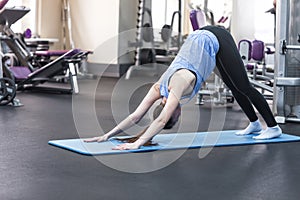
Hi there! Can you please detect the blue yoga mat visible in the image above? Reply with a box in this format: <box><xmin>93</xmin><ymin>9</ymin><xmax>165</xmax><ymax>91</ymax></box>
<box><xmin>48</xmin><ymin>130</ymin><xmax>300</xmax><ymax>156</ymax></box>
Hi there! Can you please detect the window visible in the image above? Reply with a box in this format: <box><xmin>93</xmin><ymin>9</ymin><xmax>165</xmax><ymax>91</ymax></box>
<box><xmin>253</xmin><ymin>0</ymin><xmax>275</xmax><ymax>44</ymax></box>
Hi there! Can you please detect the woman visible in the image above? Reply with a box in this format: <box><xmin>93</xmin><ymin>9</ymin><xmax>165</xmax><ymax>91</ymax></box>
<box><xmin>85</xmin><ymin>26</ymin><xmax>282</xmax><ymax>150</ymax></box>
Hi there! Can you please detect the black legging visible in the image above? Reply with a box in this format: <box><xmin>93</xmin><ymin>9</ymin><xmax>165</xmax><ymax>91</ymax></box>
<box><xmin>201</xmin><ymin>26</ymin><xmax>277</xmax><ymax>127</ymax></box>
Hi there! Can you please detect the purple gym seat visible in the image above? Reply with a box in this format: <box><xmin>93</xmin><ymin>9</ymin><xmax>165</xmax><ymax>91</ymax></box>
<box><xmin>6</xmin><ymin>49</ymin><xmax>83</xmax><ymax>94</ymax></box>
<box><xmin>8</xmin><ymin>66</ymin><xmax>31</xmax><ymax>80</ymax></box>
<box><xmin>238</xmin><ymin>39</ymin><xmax>265</xmax><ymax>67</ymax></box>
<box><xmin>251</xmin><ymin>40</ymin><xmax>265</xmax><ymax>62</ymax></box>
<box><xmin>189</xmin><ymin>9</ymin><xmax>206</xmax><ymax>31</ymax></box>
<box><xmin>34</xmin><ymin>49</ymin><xmax>81</xmax><ymax>57</ymax></box>
<box><xmin>1</xmin><ymin>0</ymin><xmax>93</xmax><ymax>94</ymax></box>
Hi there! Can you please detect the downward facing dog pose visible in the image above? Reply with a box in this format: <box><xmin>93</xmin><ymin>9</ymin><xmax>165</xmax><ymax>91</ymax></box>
<box><xmin>85</xmin><ymin>25</ymin><xmax>282</xmax><ymax>150</ymax></box>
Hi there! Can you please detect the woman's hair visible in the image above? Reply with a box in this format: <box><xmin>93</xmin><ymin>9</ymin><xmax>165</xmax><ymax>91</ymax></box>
<box><xmin>116</xmin><ymin>126</ymin><xmax>156</xmax><ymax>146</ymax></box>
<box><xmin>116</xmin><ymin>102</ymin><xmax>181</xmax><ymax>146</ymax></box>
<box><xmin>153</xmin><ymin>102</ymin><xmax>181</xmax><ymax>129</ymax></box>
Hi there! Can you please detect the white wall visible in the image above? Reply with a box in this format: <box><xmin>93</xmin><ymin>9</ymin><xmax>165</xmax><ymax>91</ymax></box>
<box><xmin>231</xmin><ymin>0</ymin><xmax>254</xmax><ymax>42</ymax></box>
<box><xmin>36</xmin><ymin>0</ymin><xmax>121</xmax><ymax>64</ymax></box>
<box><xmin>70</xmin><ymin>0</ymin><xmax>120</xmax><ymax>64</ymax></box>
<box><xmin>36</xmin><ymin>0</ymin><xmax>62</xmax><ymax>50</ymax></box>
<box><xmin>231</xmin><ymin>0</ymin><xmax>274</xmax><ymax>43</ymax></box>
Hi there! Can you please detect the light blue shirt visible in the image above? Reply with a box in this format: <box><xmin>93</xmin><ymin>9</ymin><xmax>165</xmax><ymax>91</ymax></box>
<box><xmin>160</xmin><ymin>30</ymin><xmax>219</xmax><ymax>103</ymax></box>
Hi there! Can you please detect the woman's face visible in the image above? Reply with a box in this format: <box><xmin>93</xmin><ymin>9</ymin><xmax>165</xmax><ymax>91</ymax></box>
<box><xmin>157</xmin><ymin>99</ymin><xmax>181</xmax><ymax>129</ymax></box>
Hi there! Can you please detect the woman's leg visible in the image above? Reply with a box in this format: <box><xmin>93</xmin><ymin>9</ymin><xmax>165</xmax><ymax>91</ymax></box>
<box><xmin>203</xmin><ymin>26</ymin><xmax>281</xmax><ymax>139</ymax></box>
<box><xmin>214</xmin><ymin>67</ymin><xmax>258</xmax><ymax>123</ymax></box>
<box><xmin>214</xmin><ymin>66</ymin><xmax>262</xmax><ymax>135</ymax></box>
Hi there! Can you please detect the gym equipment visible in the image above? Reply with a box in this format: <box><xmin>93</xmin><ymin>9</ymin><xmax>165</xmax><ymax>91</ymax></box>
<box><xmin>154</xmin><ymin>7</ymin><xmax>182</xmax><ymax>65</ymax></box>
<box><xmin>0</xmin><ymin>5</ymin><xmax>36</xmax><ymax>71</ymax></box>
<box><xmin>189</xmin><ymin>1</ymin><xmax>231</xmax><ymax>30</ymax></box>
<box><xmin>238</xmin><ymin>39</ymin><xmax>252</xmax><ymax>65</ymax></box>
<box><xmin>274</xmin><ymin>0</ymin><xmax>300</xmax><ymax>123</ymax></box>
<box><xmin>155</xmin><ymin>8</ymin><xmax>182</xmax><ymax>64</ymax></box>
<box><xmin>0</xmin><ymin>1</ymin><xmax>92</xmax><ymax>94</ymax></box>
<box><xmin>125</xmin><ymin>0</ymin><xmax>182</xmax><ymax>79</ymax></box>
<box><xmin>0</xmin><ymin>0</ymin><xmax>8</xmax><ymax>9</ymax></box>
<box><xmin>191</xmin><ymin>1</ymin><xmax>215</xmax><ymax>27</ymax></box>
<box><xmin>125</xmin><ymin>0</ymin><xmax>156</xmax><ymax>80</ymax></box>
<box><xmin>0</xmin><ymin>77</ymin><xmax>16</xmax><ymax>105</ymax></box>
<box><xmin>141</xmin><ymin>22</ymin><xmax>154</xmax><ymax>43</ymax></box>
<box><xmin>160</xmin><ymin>7</ymin><xmax>182</xmax><ymax>46</ymax></box>
<box><xmin>0</xmin><ymin>0</ymin><xmax>20</xmax><ymax>106</ymax></box>
<box><xmin>4</xmin><ymin>49</ymin><xmax>86</xmax><ymax>94</ymax></box>
<box><xmin>48</xmin><ymin>130</ymin><xmax>300</xmax><ymax>155</ymax></box>
<box><xmin>190</xmin><ymin>9</ymin><xmax>206</xmax><ymax>31</ymax></box>
<box><xmin>215</xmin><ymin>1</ymin><xmax>231</xmax><ymax>29</ymax></box>
<box><xmin>62</xmin><ymin>0</ymin><xmax>75</xmax><ymax>49</ymax></box>
<box><xmin>238</xmin><ymin>39</ymin><xmax>274</xmax><ymax>99</ymax></box>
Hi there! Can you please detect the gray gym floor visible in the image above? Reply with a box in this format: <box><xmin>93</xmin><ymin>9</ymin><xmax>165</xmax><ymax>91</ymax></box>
<box><xmin>1</xmin><ymin>76</ymin><xmax>300</xmax><ymax>200</ymax></box>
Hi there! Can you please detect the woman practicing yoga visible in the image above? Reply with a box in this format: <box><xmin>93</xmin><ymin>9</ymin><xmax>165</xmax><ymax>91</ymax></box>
<box><xmin>85</xmin><ymin>25</ymin><xmax>282</xmax><ymax>150</ymax></box>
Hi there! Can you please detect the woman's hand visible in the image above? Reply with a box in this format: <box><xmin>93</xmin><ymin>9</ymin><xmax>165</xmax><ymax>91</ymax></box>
<box><xmin>84</xmin><ymin>135</ymin><xmax>109</xmax><ymax>143</ymax></box>
<box><xmin>112</xmin><ymin>142</ymin><xmax>140</xmax><ymax>150</ymax></box>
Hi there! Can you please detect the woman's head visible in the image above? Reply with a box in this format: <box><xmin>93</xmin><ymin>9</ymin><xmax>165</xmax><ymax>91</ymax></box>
<box><xmin>153</xmin><ymin>102</ymin><xmax>181</xmax><ymax>129</ymax></box>
<box><xmin>116</xmin><ymin>101</ymin><xmax>181</xmax><ymax>146</ymax></box>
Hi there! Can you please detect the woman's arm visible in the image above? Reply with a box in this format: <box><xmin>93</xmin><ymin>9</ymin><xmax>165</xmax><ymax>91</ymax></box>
<box><xmin>114</xmin><ymin>69</ymin><xmax>196</xmax><ymax>149</ymax></box>
<box><xmin>112</xmin><ymin>89</ymin><xmax>180</xmax><ymax>150</ymax></box>
<box><xmin>84</xmin><ymin>83</ymin><xmax>161</xmax><ymax>142</ymax></box>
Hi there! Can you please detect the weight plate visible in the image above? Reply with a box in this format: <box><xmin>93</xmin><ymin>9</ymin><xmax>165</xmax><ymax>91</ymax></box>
<box><xmin>0</xmin><ymin>77</ymin><xmax>17</xmax><ymax>106</ymax></box>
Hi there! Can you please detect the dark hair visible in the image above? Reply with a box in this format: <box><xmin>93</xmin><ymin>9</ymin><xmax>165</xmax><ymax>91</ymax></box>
<box><xmin>116</xmin><ymin>102</ymin><xmax>181</xmax><ymax>146</ymax></box>
<box><xmin>153</xmin><ymin>103</ymin><xmax>181</xmax><ymax>129</ymax></box>
<box><xmin>115</xmin><ymin>126</ymin><xmax>157</xmax><ymax>146</ymax></box>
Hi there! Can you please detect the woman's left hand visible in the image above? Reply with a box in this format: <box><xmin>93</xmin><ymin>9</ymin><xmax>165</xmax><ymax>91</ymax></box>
<box><xmin>112</xmin><ymin>142</ymin><xmax>140</xmax><ymax>150</ymax></box>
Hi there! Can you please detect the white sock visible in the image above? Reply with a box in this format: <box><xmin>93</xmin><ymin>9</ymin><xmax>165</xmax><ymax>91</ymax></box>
<box><xmin>253</xmin><ymin>125</ymin><xmax>282</xmax><ymax>140</ymax></box>
<box><xmin>235</xmin><ymin>120</ymin><xmax>262</xmax><ymax>135</ymax></box>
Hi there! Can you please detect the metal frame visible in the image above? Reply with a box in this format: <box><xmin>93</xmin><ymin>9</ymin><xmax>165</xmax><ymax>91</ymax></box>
<box><xmin>274</xmin><ymin>0</ymin><xmax>300</xmax><ymax>123</ymax></box>
<box><xmin>125</xmin><ymin>0</ymin><xmax>182</xmax><ymax>80</ymax></box>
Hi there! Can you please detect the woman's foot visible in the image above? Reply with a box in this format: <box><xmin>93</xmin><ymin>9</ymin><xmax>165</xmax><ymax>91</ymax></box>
<box><xmin>235</xmin><ymin>120</ymin><xmax>262</xmax><ymax>135</ymax></box>
<box><xmin>253</xmin><ymin>125</ymin><xmax>282</xmax><ymax>140</ymax></box>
